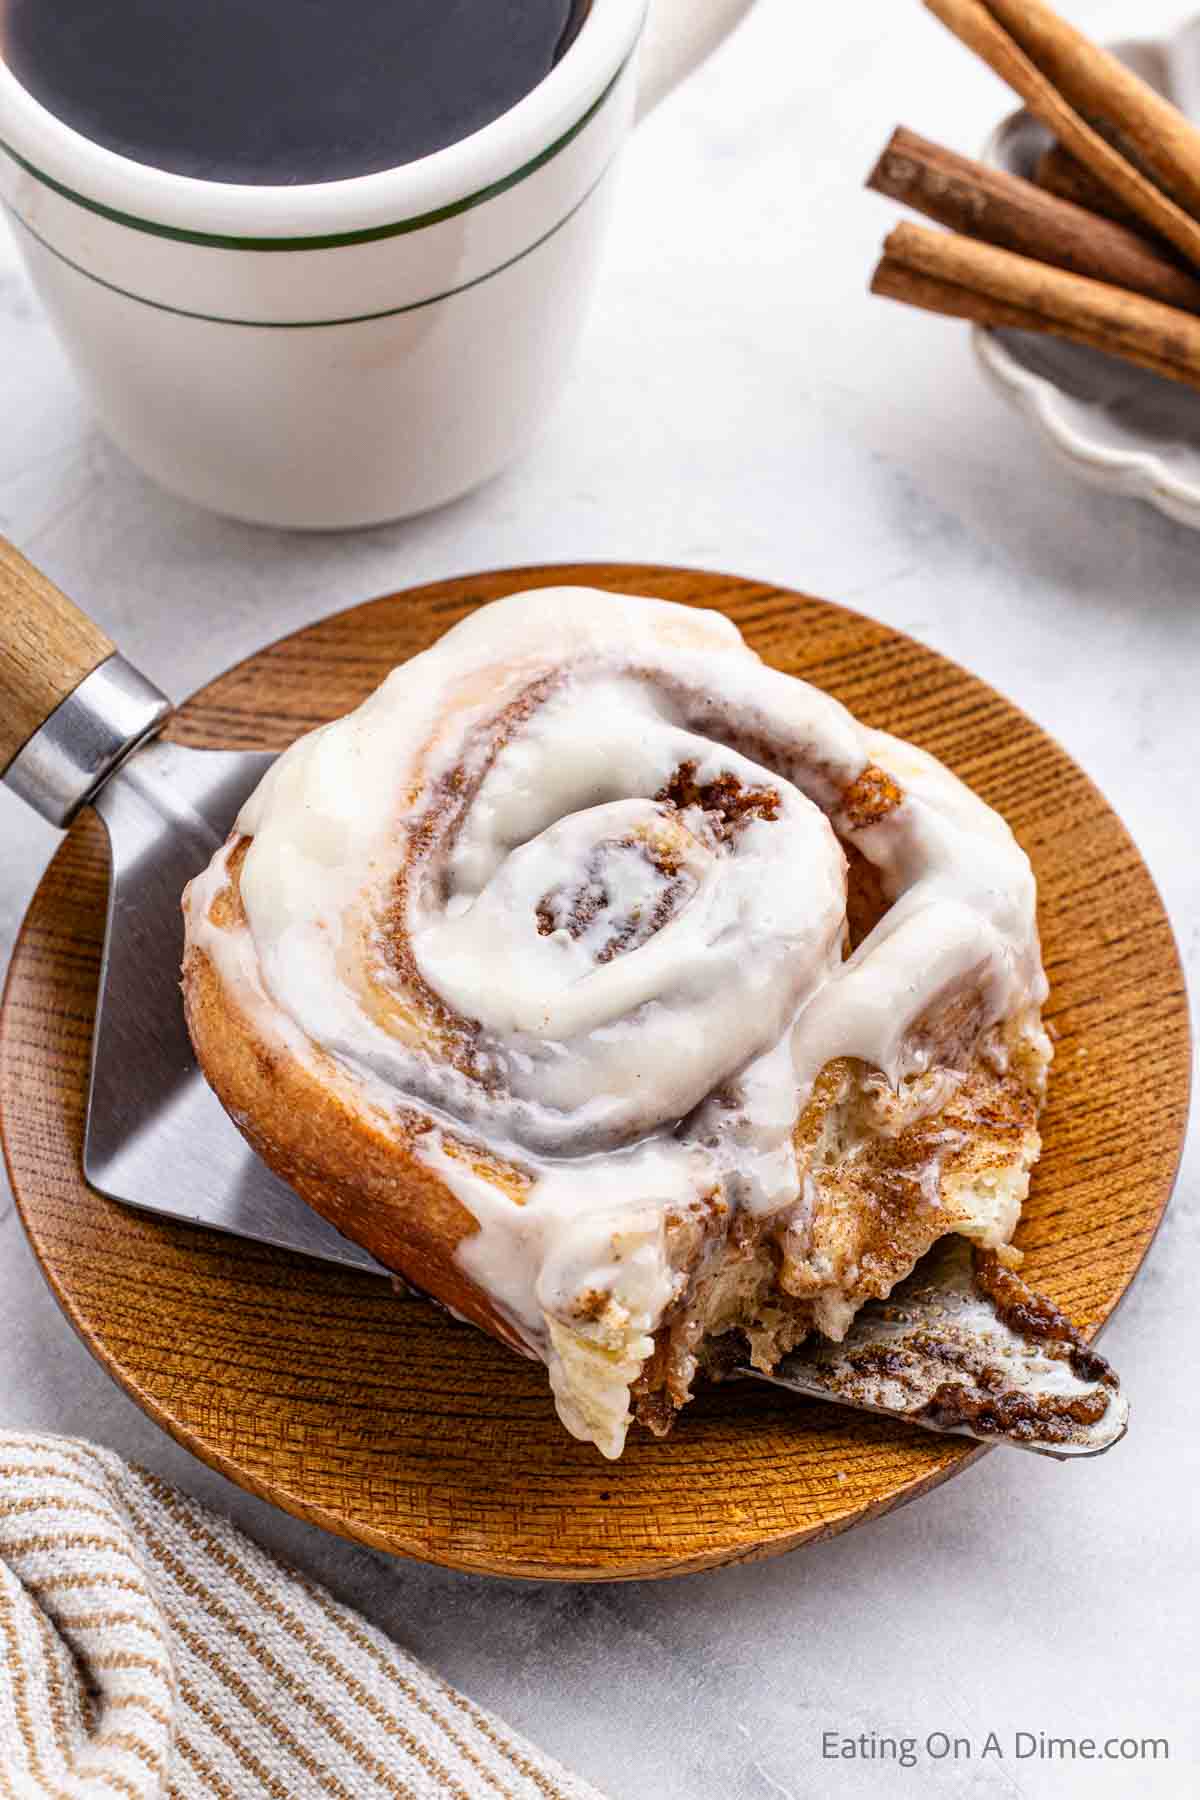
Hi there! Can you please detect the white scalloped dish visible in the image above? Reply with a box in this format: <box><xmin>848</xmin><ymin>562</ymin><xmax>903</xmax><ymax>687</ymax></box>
<box><xmin>976</xmin><ymin>25</ymin><xmax>1200</xmax><ymax>528</ymax></box>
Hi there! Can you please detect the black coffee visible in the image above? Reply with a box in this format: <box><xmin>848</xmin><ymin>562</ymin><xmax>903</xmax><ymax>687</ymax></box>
<box><xmin>1</xmin><ymin>0</ymin><xmax>590</xmax><ymax>186</ymax></box>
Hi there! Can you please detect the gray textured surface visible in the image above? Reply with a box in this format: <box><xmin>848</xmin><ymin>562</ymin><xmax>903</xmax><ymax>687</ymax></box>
<box><xmin>2</xmin><ymin>3</ymin><xmax>1197</xmax><ymax>1795</ymax></box>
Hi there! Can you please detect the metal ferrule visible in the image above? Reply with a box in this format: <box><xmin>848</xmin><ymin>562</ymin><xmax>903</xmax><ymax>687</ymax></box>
<box><xmin>2</xmin><ymin>654</ymin><xmax>172</xmax><ymax>827</ymax></box>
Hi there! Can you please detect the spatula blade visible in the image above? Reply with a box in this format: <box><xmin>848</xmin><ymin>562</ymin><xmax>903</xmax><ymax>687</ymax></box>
<box><xmin>85</xmin><ymin>739</ymin><xmax>388</xmax><ymax>1275</ymax></box>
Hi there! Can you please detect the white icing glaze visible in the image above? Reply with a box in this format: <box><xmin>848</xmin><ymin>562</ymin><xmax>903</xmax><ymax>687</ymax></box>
<box><xmin>183</xmin><ymin>588</ymin><xmax>1048</xmax><ymax>1457</ymax></box>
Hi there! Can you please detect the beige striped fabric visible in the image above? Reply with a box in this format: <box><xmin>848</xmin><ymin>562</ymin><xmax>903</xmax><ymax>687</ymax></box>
<box><xmin>0</xmin><ymin>1432</ymin><xmax>609</xmax><ymax>1800</ymax></box>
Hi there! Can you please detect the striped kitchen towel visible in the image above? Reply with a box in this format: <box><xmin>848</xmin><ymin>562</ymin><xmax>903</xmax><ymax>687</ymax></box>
<box><xmin>0</xmin><ymin>1432</ymin><xmax>608</xmax><ymax>1799</ymax></box>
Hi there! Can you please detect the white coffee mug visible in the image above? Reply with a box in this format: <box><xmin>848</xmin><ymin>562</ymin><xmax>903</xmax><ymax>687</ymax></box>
<box><xmin>0</xmin><ymin>0</ymin><xmax>753</xmax><ymax>529</ymax></box>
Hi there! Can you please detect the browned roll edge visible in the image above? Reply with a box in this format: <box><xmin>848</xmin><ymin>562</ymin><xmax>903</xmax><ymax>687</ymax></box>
<box><xmin>181</xmin><ymin>925</ymin><xmax>534</xmax><ymax>1361</ymax></box>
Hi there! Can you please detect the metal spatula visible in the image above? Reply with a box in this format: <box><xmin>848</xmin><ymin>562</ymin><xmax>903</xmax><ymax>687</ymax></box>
<box><xmin>1</xmin><ymin>537</ymin><xmax>379</xmax><ymax>1274</ymax></box>
<box><xmin>0</xmin><ymin>538</ymin><xmax>1127</xmax><ymax>1455</ymax></box>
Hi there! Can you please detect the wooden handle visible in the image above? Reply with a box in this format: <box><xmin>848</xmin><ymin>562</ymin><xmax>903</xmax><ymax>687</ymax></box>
<box><xmin>0</xmin><ymin>537</ymin><xmax>115</xmax><ymax>772</ymax></box>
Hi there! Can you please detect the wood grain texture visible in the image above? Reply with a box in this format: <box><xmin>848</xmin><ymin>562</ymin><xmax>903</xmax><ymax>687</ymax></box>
<box><xmin>0</xmin><ymin>536</ymin><xmax>115</xmax><ymax>772</ymax></box>
<box><xmin>0</xmin><ymin>565</ymin><xmax>1190</xmax><ymax>1580</ymax></box>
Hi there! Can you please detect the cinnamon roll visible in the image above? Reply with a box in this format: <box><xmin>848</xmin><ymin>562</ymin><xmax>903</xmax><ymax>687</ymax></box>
<box><xmin>182</xmin><ymin>589</ymin><xmax>1051</xmax><ymax>1458</ymax></box>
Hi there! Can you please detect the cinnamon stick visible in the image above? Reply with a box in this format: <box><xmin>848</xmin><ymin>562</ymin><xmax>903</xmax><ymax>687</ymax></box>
<box><xmin>872</xmin><ymin>219</ymin><xmax>1200</xmax><ymax>390</ymax></box>
<box><xmin>873</xmin><ymin>256</ymin><xmax>1066</xmax><ymax>334</ymax></box>
<box><xmin>1033</xmin><ymin>143</ymin><xmax>1147</xmax><ymax>233</ymax></box>
<box><xmin>870</xmin><ymin>258</ymin><xmax>1187</xmax><ymax>388</ymax></box>
<box><xmin>984</xmin><ymin>0</ymin><xmax>1200</xmax><ymax>218</ymax></box>
<box><xmin>867</xmin><ymin>128</ymin><xmax>1200</xmax><ymax>313</ymax></box>
<box><xmin>922</xmin><ymin>0</ymin><xmax>1200</xmax><ymax>270</ymax></box>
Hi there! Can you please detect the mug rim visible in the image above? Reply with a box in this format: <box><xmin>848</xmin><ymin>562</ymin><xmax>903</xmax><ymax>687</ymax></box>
<box><xmin>0</xmin><ymin>0</ymin><xmax>645</xmax><ymax>249</ymax></box>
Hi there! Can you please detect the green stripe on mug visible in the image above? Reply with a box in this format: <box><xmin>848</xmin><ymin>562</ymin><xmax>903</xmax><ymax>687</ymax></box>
<box><xmin>4</xmin><ymin>163</ymin><xmax>615</xmax><ymax>327</ymax></box>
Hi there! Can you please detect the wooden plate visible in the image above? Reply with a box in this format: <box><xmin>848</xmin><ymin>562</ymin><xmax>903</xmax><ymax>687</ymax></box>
<box><xmin>1</xmin><ymin>565</ymin><xmax>1189</xmax><ymax>1580</ymax></box>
